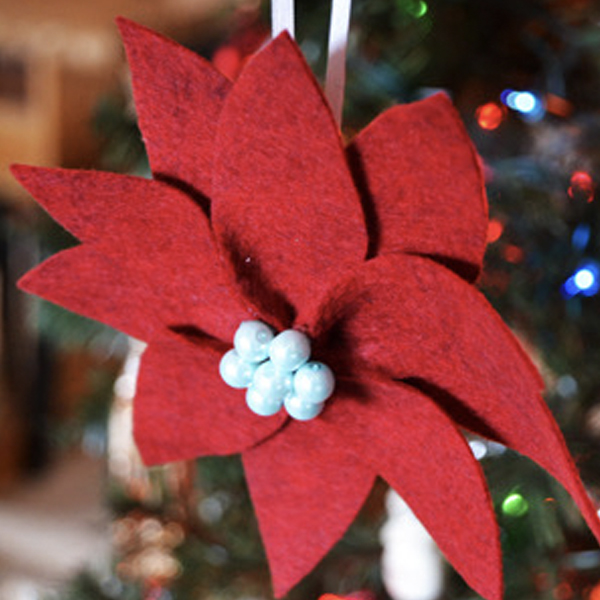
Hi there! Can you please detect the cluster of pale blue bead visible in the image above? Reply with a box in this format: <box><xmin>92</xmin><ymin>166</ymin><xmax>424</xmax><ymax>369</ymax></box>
<box><xmin>219</xmin><ymin>320</ymin><xmax>335</xmax><ymax>421</ymax></box>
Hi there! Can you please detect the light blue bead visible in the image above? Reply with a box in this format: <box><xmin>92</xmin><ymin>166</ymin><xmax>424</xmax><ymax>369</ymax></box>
<box><xmin>246</xmin><ymin>386</ymin><xmax>283</xmax><ymax>417</ymax></box>
<box><xmin>284</xmin><ymin>394</ymin><xmax>324</xmax><ymax>421</ymax></box>
<box><xmin>234</xmin><ymin>320</ymin><xmax>274</xmax><ymax>363</ymax></box>
<box><xmin>252</xmin><ymin>361</ymin><xmax>293</xmax><ymax>402</ymax></box>
<box><xmin>219</xmin><ymin>349</ymin><xmax>258</xmax><ymax>389</ymax></box>
<box><xmin>293</xmin><ymin>361</ymin><xmax>335</xmax><ymax>404</ymax></box>
<box><xmin>269</xmin><ymin>329</ymin><xmax>311</xmax><ymax>372</ymax></box>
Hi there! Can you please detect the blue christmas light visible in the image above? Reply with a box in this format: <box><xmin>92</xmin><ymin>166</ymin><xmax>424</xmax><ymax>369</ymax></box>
<box><xmin>562</xmin><ymin>262</ymin><xmax>600</xmax><ymax>298</ymax></box>
<box><xmin>572</xmin><ymin>224</ymin><xmax>591</xmax><ymax>250</ymax></box>
<box><xmin>501</xmin><ymin>89</ymin><xmax>545</xmax><ymax>121</ymax></box>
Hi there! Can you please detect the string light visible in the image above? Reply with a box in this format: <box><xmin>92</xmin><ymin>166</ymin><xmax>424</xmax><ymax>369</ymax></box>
<box><xmin>404</xmin><ymin>0</ymin><xmax>429</xmax><ymax>18</ymax></box>
<box><xmin>589</xmin><ymin>581</ymin><xmax>600</xmax><ymax>600</ymax></box>
<box><xmin>502</xmin><ymin>492</ymin><xmax>529</xmax><ymax>517</ymax></box>
<box><xmin>568</xmin><ymin>171</ymin><xmax>594</xmax><ymax>203</ymax></box>
<box><xmin>503</xmin><ymin>244</ymin><xmax>524</xmax><ymax>264</ymax></box>
<box><xmin>562</xmin><ymin>262</ymin><xmax>600</xmax><ymax>298</ymax></box>
<box><xmin>476</xmin><ymin>102</ymin><xmax>505</xmax><ymax>131</ymax></box>
<box><xmin>553</xmin><ymin>582</ymin><xmax>573</xmax><ymax>600</ymax></box>
<box><xmin>501</xmin><ymin>89</ymin><xmax>545</xmax><ymax>121</ymax></box>
<box><xmin>487</xmin><ymin>218</ymin><xmax>504</xmax><ymax>243</ymax></box>
<box><xmin>572</xmin><ymin>224</ymin><xmax>591</xmax><ymax>250</ymax></box>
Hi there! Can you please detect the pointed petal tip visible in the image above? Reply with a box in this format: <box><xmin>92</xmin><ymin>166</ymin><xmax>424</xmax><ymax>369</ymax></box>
<box><xmin>271</xmin><ymin>29</ymin><xmax>295</xmax><ymax>46</ymax></box>
<box><xmin>10</xmin><ymin>163</ymin><xmax>44</xmax><ymax>186</ymax></box>
<box><xmin>115</xmin><ymin>15</ymin><xmax>146</xmax><ymax>38</ymax></box>
<box><xmin>467</xmin><ymin>544</ymin><xmax>504</xmax><ymax>600</ymax></box>
<box><xmin>115</xmin><ymin>16</ymin><xmax>170</xmax><ymax>55</ymax></box>
<box><xmin>258</xmin><ymin>29</ymin><xmax>315</xmax><ymax>77</ymax></box>
<box><xmin>9</xmin><ymin>164</ymin><xmax>76</xmax><ymax>197</ymax></box>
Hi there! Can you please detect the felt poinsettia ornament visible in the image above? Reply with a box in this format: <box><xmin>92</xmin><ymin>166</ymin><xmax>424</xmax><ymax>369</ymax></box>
<box><xmin>13</xmin><ymin>18</ymin><xmax>600</xmax><ymax>600</ymax></box>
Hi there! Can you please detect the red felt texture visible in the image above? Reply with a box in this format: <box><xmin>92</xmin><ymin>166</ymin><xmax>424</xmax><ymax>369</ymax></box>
<box><xmin>20</xmin><ymin>246</ymin><xmax>159</xmax><ymax>341</ymax></box>
<box><xmin>317</xmin><ymin>379</ymin><xmax>501</xmax><ymax>600</ymax></box>
<box><xmin>118</xmin><ymin>18</ymin><xmax>231</xmax><ymax>200</ymax></box>
<box><xmin>212</xmin><ymin>33</ymin><xmax>367</xmax><ymax>323</ymax></box>
<box><xmin>319</xmin><ymin>254</ymin><xmax>600</xmax><ymax>542</ymax></box>
<box><xmin>13</xmin><ymin>21</ymin><xmax>600</xmax><ymax>600</ymax></box>
<box><xmin>348</xmin><ymin>93</ymin><xmax>488</xmax><ymax>281</ymax></box>
<box><xmin>243</xmin><ymin>417</ymin><xmax>376</xmax><ymax>597</ymax></box>
<box><xmin>135</xmin><ymin>331</ymin><xmax>288</xmax><ymax>463</ymax></box>
<box><xmin>12</xmin><ymin>165</ymin><xmax>250</xmax><ymax>342</ymax></box>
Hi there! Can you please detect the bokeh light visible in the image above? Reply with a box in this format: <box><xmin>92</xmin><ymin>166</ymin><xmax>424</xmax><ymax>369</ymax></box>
<box><xmin>553</xmin><ymin>582</ymin><xmax>573</xmax><ymax>600</ymax></box>
<box><xmin>572</xmin><ymin>224</ymin><xmax>591</xmax><ymax>250</ymax></box>
<box><xmin>503</xmin><ymin>244</ymin><xmax>524</xmax><ymax>263</ymax></box>
<box><xmin>588</xmin><ymin>581</ymin><xmax>600</xmax><ymax>600</ymax></box>
<box><xmin>406</xmin><ymin>0</ymin><xmax>429</xmax><ymax>18</ymax></box>
<box><xmin>568</xmin><ymin>171</ymin><xmax>594</xmax><ymax>203</ymax></box>
<box><xmin>501</xmin><ymin>89</ymin><xmax>545</xmax><ymax>121</ymax></box>
<box><xmin>487</xmin><ymin>218</ymin><xmax>504</xmax><ymax>243</ymax></box>
<box><xmin>562</xmin><ymin>262</ymin><xmax>600</xmax><ymax>298</ymax></box>
<box><xmin>476</xmin><ymin>102</ymin><xmax>504</xmax><ymax>131</ymax></box>
<box><xmin>502</xmin><ymin>492</ymin><xmax>529</xmax><ymax>517</ymax></box>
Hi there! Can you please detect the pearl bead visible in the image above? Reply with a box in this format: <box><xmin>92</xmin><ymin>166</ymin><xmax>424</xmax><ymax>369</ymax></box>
<box><xmin>219</xmin><ymin>349</ymin><xmax>258</xmax><ymax>389</ymax></box>
<box><xmin>252</xmin><ymin>361</ymin><xmax>293</xmax><ymax>402</ymax></box>
<box><xmin>234</xmin><ymin>320</ymin><xmax>274</xmax><ymax>363</ymax></box>
<box><xmin>293</xmin><ymin>361</ymin><xmax>335</xmax><ymax>404</ymax></box>
<box><xmin>284</xmin><ymin>394</ymin><xmax>324</xmax><ymax>421</ymax></box>
<box><xmin>246</xmin><ymin>386</ymin><xmax>283</xmax><ymax>417</ymax></box>
<box><xmin>269</xmin><ymin>329</ymin><xmax>311</xmax><ymax>372</ymax></box>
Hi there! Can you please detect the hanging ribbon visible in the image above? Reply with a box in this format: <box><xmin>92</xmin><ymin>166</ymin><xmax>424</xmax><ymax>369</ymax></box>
<box><xmin>271</xmin><ymin>0</ymin><xmax>295</xmax><ymax>39</ymax></box>
<box><xmin>271</xmin><ymin>0</ymin><xmax>352</xmax><ymax>127</ymax></box>
<box><xmin>325</xmin><ymin>0</ymin><xmax>352</xmax><ymax>127</ymax></box>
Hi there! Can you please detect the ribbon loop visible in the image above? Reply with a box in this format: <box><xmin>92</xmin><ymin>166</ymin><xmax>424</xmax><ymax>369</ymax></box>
<box><xmin>271</xmin><ymin>0</ymin><xmax>352</xmax><ymax>127</ymax></box>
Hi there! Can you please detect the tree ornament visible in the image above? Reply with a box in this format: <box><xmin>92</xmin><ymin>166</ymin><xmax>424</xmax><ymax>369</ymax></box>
<box><xmin>220</xmin><ymin>320</ymin><xmax>335</xmax><ymax>420</ymax></box>
<box><xmin>11</xmin><ymin>17</ymin><xmax>600</xmax><ymax>600</ymax></box>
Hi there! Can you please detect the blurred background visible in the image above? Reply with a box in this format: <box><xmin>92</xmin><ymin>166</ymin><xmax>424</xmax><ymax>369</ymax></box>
<box><xmin>0</xmin><ymin>1</ymin><xmax>600</xmax><ymax>599</ymax></box>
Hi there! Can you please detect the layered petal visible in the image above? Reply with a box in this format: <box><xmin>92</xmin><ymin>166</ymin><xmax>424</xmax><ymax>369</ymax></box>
<box><xmin>243</xmin><ymin>418</ymin><xmax>375</xmax><ymax>597</ymax></box>
<box><xmin>321</xmin><ymin>379</ymin><xmax>501</xmax><ymax>600</ymax></box>
<box><xmin>135</xmin><ymin>331</ymin><xmax>287</xmax><ymax>464</ymax></box>
<box><xmin>20</xmin><ymin>246</ymin><xmax>159</xmax><ymax>341</ymax></box>
<box><xmin>320</xmin><ymin>255</ymin><xmax>600</xmax><ymax>543</ymax></box>
<box><xmin>348</xmin><ymin>94</ymin><xmax>487</xmax><ymax>281</ymax></box>
<box><xmin>212</xmin><ymin>33</ymin><xmax>367</xmax><ymax>324</ymax></box>
<box><xmin>13</xmin><ymin>166</ymin><xmax>250</xmax><ymax>341</ymax></box>
<box><xmin>117</xmin><ymin>18</ymin><xmax>231</xmax><ymax>200</ymax></box>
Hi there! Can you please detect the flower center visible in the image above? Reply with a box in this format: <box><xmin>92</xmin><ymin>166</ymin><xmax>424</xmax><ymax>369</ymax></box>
<box><xmin>219</xmin><ymin>320</ymin><xmax>335</xmax><ymax>421</ymax></box>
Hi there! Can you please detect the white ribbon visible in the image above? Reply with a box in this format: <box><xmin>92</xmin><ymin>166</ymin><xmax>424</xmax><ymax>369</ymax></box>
<box><xmin>325</xmin><ymin>0</ymin><xmax>352</xmax><ymax>127</ymax></box>
<box><xmin>271</xmin><ymin>0</ymin><xmax>295</xmax><ymax>39</ymax></box>
<box><xmin>271</xmin><ymin>0</ymin><xmax>352</xmax><ymax>127</ymax></box>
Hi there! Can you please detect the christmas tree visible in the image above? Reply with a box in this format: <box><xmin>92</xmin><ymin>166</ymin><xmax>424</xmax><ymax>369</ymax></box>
<box><xmin>8</xmin><ymin>1</ymin><xmax>600</xmax><ymax>599</ymax></box>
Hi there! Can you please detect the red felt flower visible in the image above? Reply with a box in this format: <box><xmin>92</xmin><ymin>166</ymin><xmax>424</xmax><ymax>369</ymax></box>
<box><xmin>13</xmin><ymin>19</ymin><xmax>600</xmax><ymax>600</ymax></box>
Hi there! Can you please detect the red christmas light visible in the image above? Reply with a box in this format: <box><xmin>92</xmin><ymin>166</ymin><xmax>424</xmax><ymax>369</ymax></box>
<box><xmin>476</xmin><ymin>102</ymin><xmax>505</xmax><ymax>131</ymax></box>
<box><xmin>487</xmin><ymin>218</ymin><xmax>504</xmax><ymax>243</ymax></box>
<box><xmin>568</xmin><ymin>170</ymin><xmax>594</xmax><ymax>203</ymax></box>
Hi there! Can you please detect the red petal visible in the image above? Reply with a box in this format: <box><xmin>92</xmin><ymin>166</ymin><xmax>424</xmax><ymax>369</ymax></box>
<box><xmin>322</xmin><ymin>379</ymin><xmax>502</xmax><ymax>600</ymax></box>
<box><xmin>135</xmin><ymin>332</ymin><xmax>287</xmax><ymax>464</ymax></box>
<box><xmin>13</xmin><ymin>166</ymin><xmax>249</xmax><ymax>341</ymax></box>
<box><xmin>20</xmin><ymin>246</ymin><xmax>158</xmax><ymax>341</ymax></box>
<box><xmin>324</xmin><ymin>255</ymin><xmax>600</xmax><ymax>543</ymax></box>
<box><xmin>212</xmin><ymin>34</ymin><xmax>367</xmax><ymax>324</ymax></box>
<box><xmin>243</xmin><ymin>420</ymin><xmax>375</xmax><ymax>597</ymax></box>
<box><xmin>348</xmin><ymin>94</ymin><xmax>488</xmax><ymax>281</ymax></box>
<box><xmin>117</xmin><ymin>18</ymin><xmax>231</xmax><ymax>199</ymax></box>
<box><xmin>11</xmin><ymin>166</ymin><xmax>200</xmax><ymax>244</ymax></box>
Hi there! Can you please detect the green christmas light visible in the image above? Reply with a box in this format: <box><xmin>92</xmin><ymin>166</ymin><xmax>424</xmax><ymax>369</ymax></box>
<box><xmin>412</xmin><ymin>0</ymin><xmax>428</xmax><ymax>18</ymax></box>
<box><xmin>399</xmin><ymin>0</ymin><xmax>429</xmax><ymax>19</ymax></box>
<box><xmin>502</xmin><ymin>492</ymin><xmax>529</xmax><ymax>517</ymax></box>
